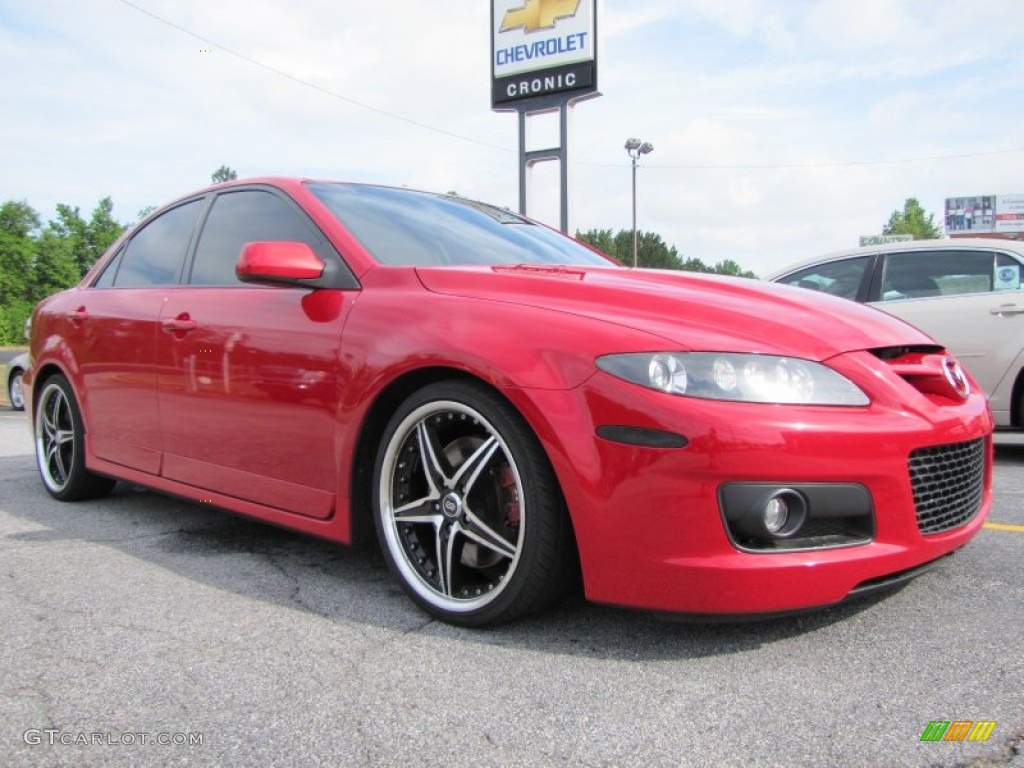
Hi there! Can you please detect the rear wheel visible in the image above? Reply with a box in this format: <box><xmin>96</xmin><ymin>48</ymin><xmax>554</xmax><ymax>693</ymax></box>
<box><xmin>34</xmin><ymin>374</ymin><xmax>115</xmax><ymax>501</ymax></box>
<box><xmin>8</xmin><ymin>368</ymin><xmax>24</xmax><ymax>410</ymax></box>
<box><xmin>373</xmin><ymin>380</ymin><xmax>571</xmax><ymax>627</ymax></box>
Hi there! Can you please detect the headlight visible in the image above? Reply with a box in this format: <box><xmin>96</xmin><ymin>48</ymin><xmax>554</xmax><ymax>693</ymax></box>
<box><xmin>596</xmin><ymin>352</ymin><xmax>869</xmax><ymax>406</ymax></box>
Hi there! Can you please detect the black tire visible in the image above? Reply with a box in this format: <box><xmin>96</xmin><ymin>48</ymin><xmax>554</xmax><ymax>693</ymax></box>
<box><xmin>8</xmin><ymin>368</ymin><xmax>25</xmax><ymax>411</ymax></box>
<box><xmin>34</xmin><ymin>374</ymin><xmax>115</xmax><ymax>501</ymax></box>
<box><xmin>373</xmin><ymin>380</ymin><xmax>572</xmax><ymax>627</ymax></box>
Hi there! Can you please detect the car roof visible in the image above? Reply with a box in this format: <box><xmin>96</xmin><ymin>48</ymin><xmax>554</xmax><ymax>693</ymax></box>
<box><xmin>767</xmin><ymin>238</ymin><xmax>1024</xmax><ymax>280</ymax></box>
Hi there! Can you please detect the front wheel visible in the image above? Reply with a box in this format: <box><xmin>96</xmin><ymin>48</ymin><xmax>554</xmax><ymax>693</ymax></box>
<box><xmin>373</xmin><ymin>380</ymin><xmax>572</xmax><ymax>627</ymax></box>
<box><xmin>34</xmin><ymin>374</ymin><xmax>115</xmax><ymax>501</ymax></box>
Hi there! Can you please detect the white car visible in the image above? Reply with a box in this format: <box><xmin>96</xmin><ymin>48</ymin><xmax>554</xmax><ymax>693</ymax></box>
<box><xmin>769</xmin><ymin>238</ymin><xmax>1024</xmax><ymax>428</ymax></box>
<box><xmin>6</xmin><ymin>352</ymin><xmax>28</xmax><ymax>411</ymax></box>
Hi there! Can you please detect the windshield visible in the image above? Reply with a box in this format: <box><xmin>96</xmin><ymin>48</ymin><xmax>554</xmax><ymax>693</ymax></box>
<box><xmin>307</xmin><ymin>182</ymin><xmax>615</xmax><ymax>268</ymax></box>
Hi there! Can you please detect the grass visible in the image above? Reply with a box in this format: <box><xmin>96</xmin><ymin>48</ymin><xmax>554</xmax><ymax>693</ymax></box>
<box><xmin>0</xmin><ymin>363</ymin><xmax>9</xmax><ymax>407</ymax></box>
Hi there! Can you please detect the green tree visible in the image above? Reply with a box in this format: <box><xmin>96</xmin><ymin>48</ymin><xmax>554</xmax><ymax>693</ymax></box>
<box><xmin>211</xmin><ymin>165</ymin><xmax>238</xmax><ymax>183</ymax></box>
<box><xmin>31</xmin><ymin>229</ymin><xmax>80</xmax><ymax>302</ymax></box>
<box><xmin>711</xmin><ymin>259</ymin><xmax>758</xmax><ymax>279</ymax></box>
<box><xmin>577</xmin><ymin>228</ymin><xmax>684</xmax><ymax>269</ymax></box>
<box><xmin>0</xmin><ymin>200</ymin><xmax>39</xmax><ymax>344</ymax></box>
<box><xmin>576</xmin><ymin>227</ymin><xmax>756</xmax><ymax>277</ymax></box>
<box><xmin>86</xmin><ymin>197</ymin><xmax>125</xmax><ymax>268</ymax></box>
<box><xmin>576</xmin><ymin>228</ymin><xmax>618</xmax><ymax>261</ymax></box>
<box><xmin>48</xmin><ymin>198</ymin><xmax>126</xmax><ymax>276</ymax></box>
<box><xmin>882</xmin><ymin>197</ymin><xmax>942</xmax><ymax>240</ymax></box>
<box><xmin>0</xmin><ymin>196</ymin><xmax>127</xmax><ymax>343</ymax></box>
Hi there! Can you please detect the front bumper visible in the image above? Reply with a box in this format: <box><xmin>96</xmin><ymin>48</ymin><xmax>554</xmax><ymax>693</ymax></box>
<box><xmin>506</xmin><ymin>362</ymin><xmax>994</xmax><ymax>616</ymax></box>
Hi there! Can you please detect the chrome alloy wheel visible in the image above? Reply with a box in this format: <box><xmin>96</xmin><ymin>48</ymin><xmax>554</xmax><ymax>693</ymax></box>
<box><xmin>35</xmin><ymin>379</ymin><xmax>76</xmax><ymax>494</ymax></box>
<box><xmin>378</xmin><ymin>400</ymin><xmax>526</xmax><ymax>614</ymax></box>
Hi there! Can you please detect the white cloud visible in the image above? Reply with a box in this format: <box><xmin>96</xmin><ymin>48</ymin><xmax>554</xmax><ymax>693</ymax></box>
<box><xmin>2</xmin><ymin>0</ymin><xmax>1023</xmax><ymax>275</ymax></box>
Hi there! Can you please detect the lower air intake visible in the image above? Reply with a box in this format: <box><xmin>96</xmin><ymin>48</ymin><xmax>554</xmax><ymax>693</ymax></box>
<box><xmin>909</xmin><ymin>438</ymin><xmax>985</xmax><ymax>534</ymax></box>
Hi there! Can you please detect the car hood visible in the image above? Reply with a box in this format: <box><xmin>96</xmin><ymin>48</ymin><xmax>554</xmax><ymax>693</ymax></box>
<box><xmin>415</xmin><ymin>265</ymin><xmax>936</xmax><ymax>361</ymax></box>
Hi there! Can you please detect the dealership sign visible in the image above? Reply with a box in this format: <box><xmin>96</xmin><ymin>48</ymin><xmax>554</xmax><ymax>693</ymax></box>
<box><xmin>491</xmin><ymin>0</ymin><xmax>598</xmax><ymax>107</ymax></box>
<box><xmin>859</xmin><ymin>234</ymin><xmax>913</xmax><ymax>247</ymax></box>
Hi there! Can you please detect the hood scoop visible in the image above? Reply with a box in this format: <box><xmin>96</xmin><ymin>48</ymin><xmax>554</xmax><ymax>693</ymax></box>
<box><xmin>491</xmin><ymin>264</ymin><xmax>586</xmax><ymax>281</ymax></box>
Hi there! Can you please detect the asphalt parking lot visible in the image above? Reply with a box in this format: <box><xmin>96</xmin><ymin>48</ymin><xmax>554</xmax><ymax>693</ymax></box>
<box><xmin>1</xmin><ymin>409</ymin><xmax>1021</xmax><ymax>768</ymax></box>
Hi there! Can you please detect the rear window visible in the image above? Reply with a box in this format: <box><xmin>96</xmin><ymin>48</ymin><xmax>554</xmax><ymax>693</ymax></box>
<box><xmin>879</xmin><ymin>250</ymin><xmax>1021</xmax><ymax>300</ymax></box>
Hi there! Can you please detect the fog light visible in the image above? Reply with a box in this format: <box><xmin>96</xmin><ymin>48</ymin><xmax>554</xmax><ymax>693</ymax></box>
<box><xmin>764</xmin><ymin>496</ymin><xmax>789</xmax><ymax>533</ymax></box>
<box><xmin>720</xmin><ymin>483</ymin><xmax>873</xmax><ymax>551</ymax></box>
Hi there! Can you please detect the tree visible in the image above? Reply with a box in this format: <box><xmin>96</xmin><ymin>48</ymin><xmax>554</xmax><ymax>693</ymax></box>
<box><xmin>0</xmin><ymin>196</ymin><xmax>127</xmax><ymax>344</ymax></box>
<box><xmin>576</xmin><ymin>228</ymin><xmax>619</xmax><ymax>262</ymax></box>
<box><xmin>0</xmin><ymin>199</ymin><xmax>39</xmax><ymax>239</ymax></box>
<box><xmin>575</xmin><ymin>227</ymin><xmax>757</xmax><ymax>277</ymax></box>
<box><xmin>882</xmin><ymin>198</ymin><xmax>942</xmax><ymax>240</ymax></box>
<box><xmin>211</xmin><ymin>165</ymin><xmax>238</xmax><ymax>183</ymax></box>
<box><xmin>48</xmin><ymin>198</ymin><xmax>126</xmax><ymax>277</ymax></box>
<box><xmin>577</xmin><ymin>228</ymin><xmax>684</xmax><ymax>269</ymax></box>
<box><xmin>0</xmin><ymin>200</ymin><xmax>39</xmax><ymax>343</ymax></box>
<box><xmin>31</xmin><ymin>229</ymin><xmax>80</xmax><ymax>302</ymax></box>
<box><xmin>711</xmin><ymin>259</ymin><xmax>758</xmax><ymax>279</ymax></box>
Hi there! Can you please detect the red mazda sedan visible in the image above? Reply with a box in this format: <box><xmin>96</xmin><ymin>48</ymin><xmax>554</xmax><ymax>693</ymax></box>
<box><xmin>26</xmin><ymin>178</ymin><xmax>992</xmax><ymax>626</ymax></box>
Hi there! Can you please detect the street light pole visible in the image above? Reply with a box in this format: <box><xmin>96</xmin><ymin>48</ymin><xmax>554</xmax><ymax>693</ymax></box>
<box><xmin>624</xmin><ymin>138</ymin><xmax>654</xmax><ymax>268</ymax></box>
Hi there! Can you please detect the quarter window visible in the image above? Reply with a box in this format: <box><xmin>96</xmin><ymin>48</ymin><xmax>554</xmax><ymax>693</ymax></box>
<box><xmin>995</xmin><ymin>252</ymin><xmax>1023</xmax><ymax>291</ymax></box>
<box><xmin>113</xmin><ymin>200</ymin><xmax>203</xmax><ymax>287</ymax></box>
<box><xmin>189</xmin><ymin>190</ymin><xmax>327</xmax><ymax>286</ymax></box>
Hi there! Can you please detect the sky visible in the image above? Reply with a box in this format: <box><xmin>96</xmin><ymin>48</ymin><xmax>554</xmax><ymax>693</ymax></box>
<box><xmin>1</xmin><ymin>0</ymin><xmax>1023</xmax><ymax>276</ymax></box>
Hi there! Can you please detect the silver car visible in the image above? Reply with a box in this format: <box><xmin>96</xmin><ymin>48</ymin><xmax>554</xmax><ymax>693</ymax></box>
<box><xmin>768</xmin><ymin>238</ymin><xmax>1024</xmax><ymax>428</ymax></box>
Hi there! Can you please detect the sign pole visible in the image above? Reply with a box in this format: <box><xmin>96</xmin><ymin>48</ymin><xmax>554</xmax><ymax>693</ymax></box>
<box><xmin>492</xmin><ymin>0</ymin><xmax>600</xmax><ymax>233</ymax></box>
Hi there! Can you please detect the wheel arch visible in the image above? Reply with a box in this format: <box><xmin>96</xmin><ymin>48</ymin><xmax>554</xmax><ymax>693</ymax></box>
<box><xmin>28</xmin><ymin>362</ymin><xmax>72</xmax><ymax>417</ymax></box>
<box><xmin>347</xmin><ymin>365</ymin><xmax>581</xmax><ymax>576</ymax></box>
<box><xmin>1011</xmin><ymin>366</ymin><xmax>1024</xmax><ymax>427</ymax></box>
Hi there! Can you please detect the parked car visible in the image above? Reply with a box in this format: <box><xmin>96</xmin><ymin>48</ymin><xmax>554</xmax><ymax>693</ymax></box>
<box><xmin>768</xmin><ymin>238</ymin><xmax>1024</xmax><ymax>429</ymax></box>
<box><xmin>26</xmin><ymin>179</ymin><xmax>993</xmax><ymax>626</ymax></box>
<box><xmin>6</xmin><ymin>352</ymin><xmax>28</xmax><ymax>411</ymax></box>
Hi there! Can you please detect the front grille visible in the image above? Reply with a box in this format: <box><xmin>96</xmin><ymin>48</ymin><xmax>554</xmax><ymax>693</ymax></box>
<box><xmin>908</xmin><ymin>439</ymin><xmax>985</xmax><ymax>534</ymax></box>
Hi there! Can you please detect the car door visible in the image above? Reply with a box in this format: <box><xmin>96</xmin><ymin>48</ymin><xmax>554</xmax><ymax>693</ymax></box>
<box><xmin>869</xmin><ymin>247</ymin><xmax>1024</xmax><ymax>424</ymax></box>
<box><xmin>156</xmin><ymin>186</ymin><xmax>358</xmax><ymax>518</ymax></box>
<box><xmin>75</xmin><ymin>199</ymin><xmax>204</xmax><ymax>473</ymax></box>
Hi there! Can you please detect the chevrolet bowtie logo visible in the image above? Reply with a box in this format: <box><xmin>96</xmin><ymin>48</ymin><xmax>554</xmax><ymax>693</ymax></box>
<box><xmin>500</xmin><ymin>0</ymin><xmax>582</xmax><ymax>33</ymax></box>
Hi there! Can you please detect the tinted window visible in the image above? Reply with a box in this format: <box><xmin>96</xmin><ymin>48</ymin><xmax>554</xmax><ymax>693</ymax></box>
<box><xmin>190</xmin><ymin>190</ymin><xmax>326</xmax><ymax>286</ymax></box>
<box><xmin>879</xmin><ymin>250</ymin><xmax>1015</xmax><ymax>301</ymax></box>
<box><xmin>308</xmin><ymin>183</ymin><xmax>613</xmax><ymax>267</ymax></box>
<box><xmin>114</xmin><ymin>201</ymin><xmax>202</xmax><ymax>287</ymax></box>
<box><xmin>92</xmin><ymin>247</ymin><xmax>121</xmax><ymax>287</ymax></box>
<box><xmin>776</xmin><ymin>255</ymin><xmax>870</xmax><ymax>300</ymax></box>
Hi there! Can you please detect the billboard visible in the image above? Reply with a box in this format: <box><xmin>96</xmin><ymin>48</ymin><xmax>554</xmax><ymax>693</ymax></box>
<box><xmin>945</xmin><ymin>194</ymin><xmax>1024</xmax><ymax>235</ymax></box>
<box><xmin>491</xmin><ymin>0</ymin><xmax>598</xmax><ymax>107</ymax></box>
<box><xmin>995</xmin><ymin>194</ymin><xmax>1024</xmax><ymax>233</ymax></box>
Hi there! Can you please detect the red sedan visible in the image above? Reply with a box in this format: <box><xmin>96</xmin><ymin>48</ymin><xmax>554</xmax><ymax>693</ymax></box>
<box><xmin>26</xmin><ymin>178</ymin><xmax>992</xmax><ymax>626</ymax></box>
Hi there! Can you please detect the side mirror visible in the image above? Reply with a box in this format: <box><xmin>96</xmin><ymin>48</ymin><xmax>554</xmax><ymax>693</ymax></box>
<box><xmin>236</xmin><ymin>241</ymin><xmax>325</xmax><ymax>286</ymax></box>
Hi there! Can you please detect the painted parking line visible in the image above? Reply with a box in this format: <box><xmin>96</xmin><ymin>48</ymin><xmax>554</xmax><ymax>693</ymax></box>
<box><xmin>984</xmin><ymin>522</ymin><xmax>1024</xmax><ymax>533</ymax></box>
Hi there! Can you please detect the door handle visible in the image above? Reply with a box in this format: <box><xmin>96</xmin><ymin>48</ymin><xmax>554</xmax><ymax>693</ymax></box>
<box><xmin>989</xmin><ymin>303</ymin><xmax>1024</xmax><ymax>316</ymax></box>
<box><xmin>161</xmin><ymin>314</ymin><xmax>197</xmax><ymax>333</ymax></box>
